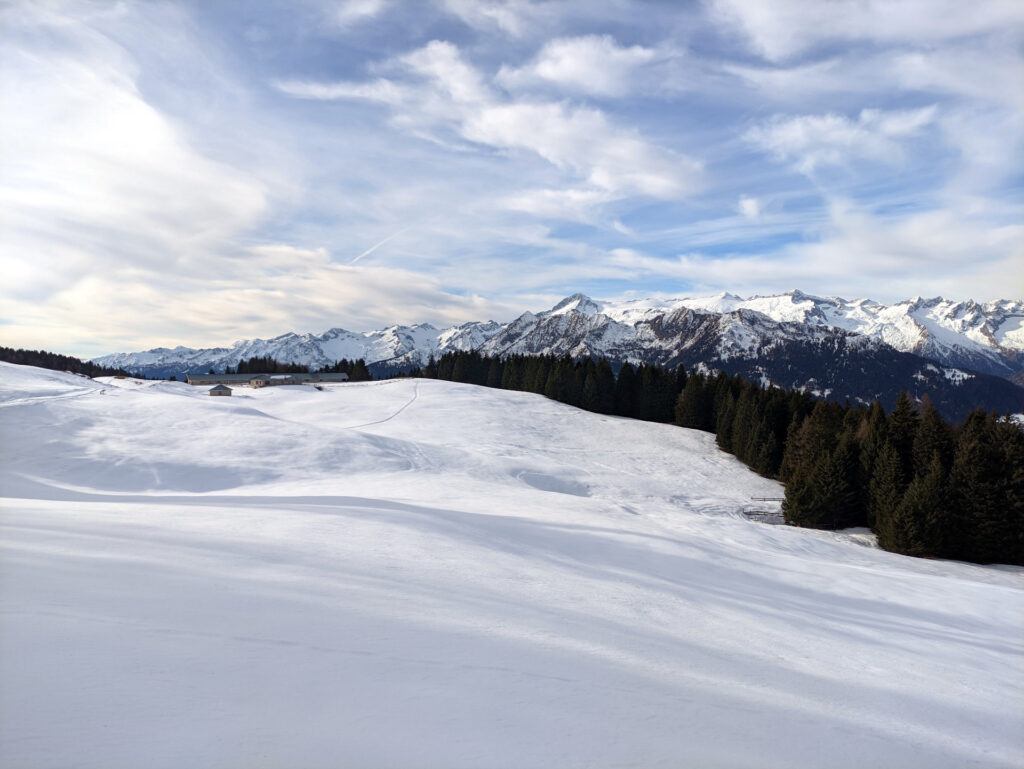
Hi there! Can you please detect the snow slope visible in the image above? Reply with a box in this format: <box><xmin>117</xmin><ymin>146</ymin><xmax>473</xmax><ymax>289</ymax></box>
<box><xmin>1</xmin><ymin>362</ymin><xmax>1022</xmax><ymax>768</ymax></box>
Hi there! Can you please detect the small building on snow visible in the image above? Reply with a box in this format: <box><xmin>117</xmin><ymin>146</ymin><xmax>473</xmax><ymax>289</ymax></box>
<box><xmin>209</xmin><ymin>384</ymin><xmax>233</xmax><ymax>396</ymax></box>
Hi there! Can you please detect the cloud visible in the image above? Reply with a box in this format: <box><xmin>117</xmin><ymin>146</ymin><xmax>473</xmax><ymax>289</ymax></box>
<box><xmin>441</xmin><ymin>0</ymin><xmax>539</xmax><ymax>36</ymax></box>
<box><xmin>607</xmin><ymin>198</ymin><xmax>1024</xmax><ymax>301</ymax></box>
<box><xmin>497</xmin><ymin>34</ymin><xmax>658</xmax><ymax>96</ymax></box>
<box><xmin>711</xmin><ymin>0</ymin><xmax>1024</xmax><ymax>62</ymax></box>
<box><xmin>894</xmin><ymin>45</ymin><xmax>1024</xmax><ymax>119</ymax></box>
<box><xmin>334</xmin><ymin>0</ymin><xmax>390</xmax><ymax>27</ymax></box>
<box><xmin>745</xmin><ymin>106</ymin><xmax>938</xmax><ymax>174</ymax></box>
<box><xmin>276</xmin><ymin>40</ymin><xmax>702</xmax><ymax>205</ymax></box>
<box><xmin>0</xmin><ymin>4</ymin><xmax>267</xmax><ymax>305</ymax></box>
<box><xmin>738</xmin><ymin>196</ymin><xmax>760</xmax><ymax>219</ymax></box>
<box><xmin>502</xmin><ymin>188</ymin><xmax>615</xmax><ymax>222</ymax></box>
<box><xmin>400</xmin><ymin>39</ymin><xmax>492</xmax><ymax>104</ymax></box>
<box><xmin>0</xmin><ymin>242</ymin><xmax>529</xmax><ymax>355</ymax></box>
<box><xmin>274</xmin><ymin>77</ymin><xmax>407</xmax><ymax>103</ymax></box>
<box><xmin>3</xmin><ymin>1</ymin><xmax>1020</xmax><ymax>358</ymax></box>
<box><xmin>464</xmin><ymin>101</ymin><xmax>697</xmax><ymax>197</ymax></box>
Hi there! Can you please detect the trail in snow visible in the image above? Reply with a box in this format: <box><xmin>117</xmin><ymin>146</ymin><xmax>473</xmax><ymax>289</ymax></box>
<box><xmin>343</xmin><ymin>380</ymin><xmax>420</xmax><ymax>429</ymax></box>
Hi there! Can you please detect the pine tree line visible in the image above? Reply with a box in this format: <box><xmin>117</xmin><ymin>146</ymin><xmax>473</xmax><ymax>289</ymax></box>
<box><xmin>224</xmin><ymin>356</ymin><xmax>311</xmax><ymax>375</ymax></box>
<box><xmin>209</xmin><ymin>356</ymin><xmax>373</xmax><ymax>381</ymax></box>
<box><xmin>0</xmin><ymin>345</ymin><xmax>132</xmax><ymax>378</ymax></box>
<box><xmin>410</xmin><ymin>350</ymin><xmax>1024</xmax><ymax>566</ymax></box>
<box><xmin>415</xmin><ymin>352</ymin><xmax>685</xmax><ymax>422</ymax></box>
<box><xmin>319</xmin><ymin>358</ymin><xmax>372</xmax><ymax>381</ymax></box>
<box><xmin>776</xmin><ymin>392</ymin><xmax>1024</xmax><ymax>564</ymax></box>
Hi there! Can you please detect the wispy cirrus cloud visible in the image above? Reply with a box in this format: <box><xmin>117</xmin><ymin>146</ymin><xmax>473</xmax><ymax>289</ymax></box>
<box><xmin>275</xmin><ymin>38</ymin><xmax>702</xmax><ymax>210</ymax></box>
<box><xmin>609</xmin><ymin>197</ymin><xmax>1024</xmax><ymax>300</ymax></box>
<box><xmin>745</xmin><ymin>106</ymin><xmax>938</xmax><ymax>174</ymax></box>
<box><xmin>0</xmin><ymin>3</ymin><xmax>267</xmax><ymax>302</ymax></box>
<box><xmin>711</xmin><ymin>0</ymin><xmax>1024</xmax><ymax>62</ymax></box>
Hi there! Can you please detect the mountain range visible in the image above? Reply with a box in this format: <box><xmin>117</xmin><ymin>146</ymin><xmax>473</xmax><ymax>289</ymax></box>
<box><xmin>94</xmin><ymin>290</ymin><xmax>1024</xmax><ymax>419</ymax></box>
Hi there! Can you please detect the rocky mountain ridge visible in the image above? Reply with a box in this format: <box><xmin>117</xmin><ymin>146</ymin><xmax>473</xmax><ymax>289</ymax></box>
<box><xmin>92</xmin><ymin>290</ymin><xmax>1024</xmax><ymax>418</ymax></box>
<box><xmin>94</xmin><ymin>290</ymin><xmax>1024</xmax><ymax>379</ymax></box>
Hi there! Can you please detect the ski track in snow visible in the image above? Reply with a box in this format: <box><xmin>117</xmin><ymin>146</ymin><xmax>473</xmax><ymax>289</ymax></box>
<box><xmin>0</xmin><ymin>362</ymin><xmax>1022</xmax><ymax>769</ymax></box>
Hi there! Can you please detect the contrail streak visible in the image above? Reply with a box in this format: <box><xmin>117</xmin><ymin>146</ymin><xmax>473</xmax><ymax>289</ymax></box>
<box><xmin>350</xmin><ymin>228</ymin><xmax>408</xmax><ymax>264</ymax></box>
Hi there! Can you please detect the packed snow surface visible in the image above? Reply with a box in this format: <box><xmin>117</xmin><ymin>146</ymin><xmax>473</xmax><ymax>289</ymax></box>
<box><xmin>1</xmin><ymin>362</ymin><xmax>1022</xmax><ymax>768</ymax></box>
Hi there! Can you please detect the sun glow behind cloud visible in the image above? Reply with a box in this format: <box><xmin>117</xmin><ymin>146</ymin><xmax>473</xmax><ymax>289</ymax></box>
<box><xmin>0</xmin><ymin>0</ymin><xmax>1021</xmax><ymax>357</ymax></box>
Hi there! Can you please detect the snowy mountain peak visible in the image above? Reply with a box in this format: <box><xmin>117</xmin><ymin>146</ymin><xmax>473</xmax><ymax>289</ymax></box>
<box><xmin>545</xmin><ymin>293</ymin><xmax>604</xmax><ymax>317</ymax></box>
<box><xmin>93</xmin><ymin>290</ymin><xmax>1024</xmax><ymax>386</ymax></box>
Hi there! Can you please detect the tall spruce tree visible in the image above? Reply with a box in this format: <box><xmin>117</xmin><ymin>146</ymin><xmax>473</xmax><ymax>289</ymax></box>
<box><xmin>675</xmin><ymin>373</ymin><xmax>711</xmax><ymax>431</ymax></box>
<box><xmin>889</xmin><ymin>391</ymin><xmax>919</xmax><ymax>480</ymax></box>
<box><xmin>593</xmin><ymin>358</ymin><xmax>616</xmax><ymax>414</ymax></box>
<box><xmin>615</xmin><ymin>362</ymin><xmax>640</xmax><ymax>419</ymax></box>
<box><xmin>715</xmin><ymin>392</ymin><xmax>737</xmax><ymax>453</ymax></box>
<box><xmin>949</xmin><ymin>410</ymin><xmax>1010</xmax><ymax>563</ymax></box>
<box><xmin>485</xmin><ymin>357</ymin><xmax>503</xmax><ymax>388</ymax></box>
<box><xmin>912</xmin><ymin>400</ymin><xmax>954</xmax><ymax>477</ymax></box>
<box><xmin>870</xmin><ymin>441</ymin><xmax>906</xmax><ymax>545</ymax></box>
<box><xmin>1000</xmin><ymin>420</ymin><xmax>1024</xmax><ymax>565</ymax></box>
<box><xmin>500</xmin><ymin>356</ymin><xmax>522</xmax><ymax>390</ymax></box>
<box><xmin>889</xmin><ymin>454</ymin><xmax>950</xmax><ymax>557</ymax></box>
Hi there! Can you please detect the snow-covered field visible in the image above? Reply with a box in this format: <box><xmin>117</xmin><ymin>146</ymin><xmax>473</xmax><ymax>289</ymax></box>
<box><xmin>1</xmin><ymin>362</ymin><xmax>1021</xmax><ymax>768</ymax></box>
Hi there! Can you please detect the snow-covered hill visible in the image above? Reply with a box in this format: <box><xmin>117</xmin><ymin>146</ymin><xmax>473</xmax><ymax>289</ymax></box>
<box><xmin>1</xmin><ymin>362</ymin><xmax>1021</xmax><ymax>768</ymax></box>
<box><xmin>93</xmin><ymin>291</ymin><xmax>1024</xmax><ymax>381</ymax></box>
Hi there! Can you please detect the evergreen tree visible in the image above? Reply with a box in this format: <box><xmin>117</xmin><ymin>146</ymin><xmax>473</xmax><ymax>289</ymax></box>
<box><xmin>889</xmin><ymin>391</ymin><xmax>919</xmax><ymax>480</ymax></box>
<box><xmin>485</xmin><ymin>357</ymin><xmax>503</xmax><ymax>388</ymax></box>
<box><xmin>731</xmin><ymin>387</ymin><xmax>757</xmax><ymax>464</ymax></box>
<box><xmin>582</xmin><ymin>369</ymin><xmax>601</xmax><ymax>413</ymax></box>
<box><xmin>869</xmin><ymin>442</ymin><xmax>905</xmax><ymax>544</ymax></box>
<box><xmin>715</xmin><ymin>393</ymin><xmax>737</xmax><ymax>453</ymax></box>
<box><xmin>673</xmin><ymin>364</ymin><xmax>688</xmax><ymax>399</ymax></box>
<box><xmin>521</xmin><ymin>356</ymin><xmax>543</xmax><ymax>393</ymax></box>
<box><xmin>782</xmin><ymin>452</ymin><xmax>825</xmax><ymax>527</ymax></box>
<box><xmin>819</xmin><ymin>433</ymin><xmax>861</xmax><ymax>529</ymax></box>
<box><xmin>856</xmin><ymin>402</ymin><xmax>889</xmax><ymax>526</ymax></box>
<box><xmin>912</xmin><ymin>399</ymin><xmax>953</xmax><ymax>477</ymax></box>
<box><xmin>544</xmin><ymin>358</ymin><xmax>573</xmax><ymax>403</ymax></box>
<box><xmin>500</xmin><ymin>356</ymin><xmax>522</xmax><ymax>390</ymax></box>
<box><xmin>783</xmin><ymin>427</ymin><xmax>859</xmax><ymax>529</ymax></box>
<box><xmin>890</xmin><ymin>454</ymin><xmax>950</xmax><ymax>557</ymax></box>
<box><xmin>0</xmin><ymin>346</ymin><xmax>132</xmax><ymax>378</ymax></box>
<box><xmin>778</xmin><ymin>413</ymin><xmax>806</xmax><ymax>484</ymax></box>
<box><xmin>592</xmin><ymin>358</ymin><xmax>616</xmax><ymax>414</ymax></box>
<box><xmin>674</xmin><ymin>373</ymin><xmax>711</xmax><ymax>431</ymax></box>
<box><xmin>778</xmin><ymin>402</ymin><xmax>840</xmax><ymax>483</ymax></box>
<box><xmin>350</xmin><ymin>359</ymin><xmax>371</xmax><ymax>381</ymax></box>
<box><xmin>1000</xmin><ymin>421</ymin><xmax>1024</xmax><ymax>565</ymax></box>
<box><xmin>949</xmin><ymin>410</ymin><xmax>1009</xmax><ymax>563</ymax></box>
<box><xmin>615</xmin><ymin>362</ymin><xmax>640</xmax><ymax>418</ymax></box>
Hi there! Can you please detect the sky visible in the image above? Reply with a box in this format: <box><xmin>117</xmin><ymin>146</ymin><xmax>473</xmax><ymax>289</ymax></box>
<box><xmin>1</xmin><ymin>0</ymin><xmax>1023</xmax><ymax>357</ymax></box>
